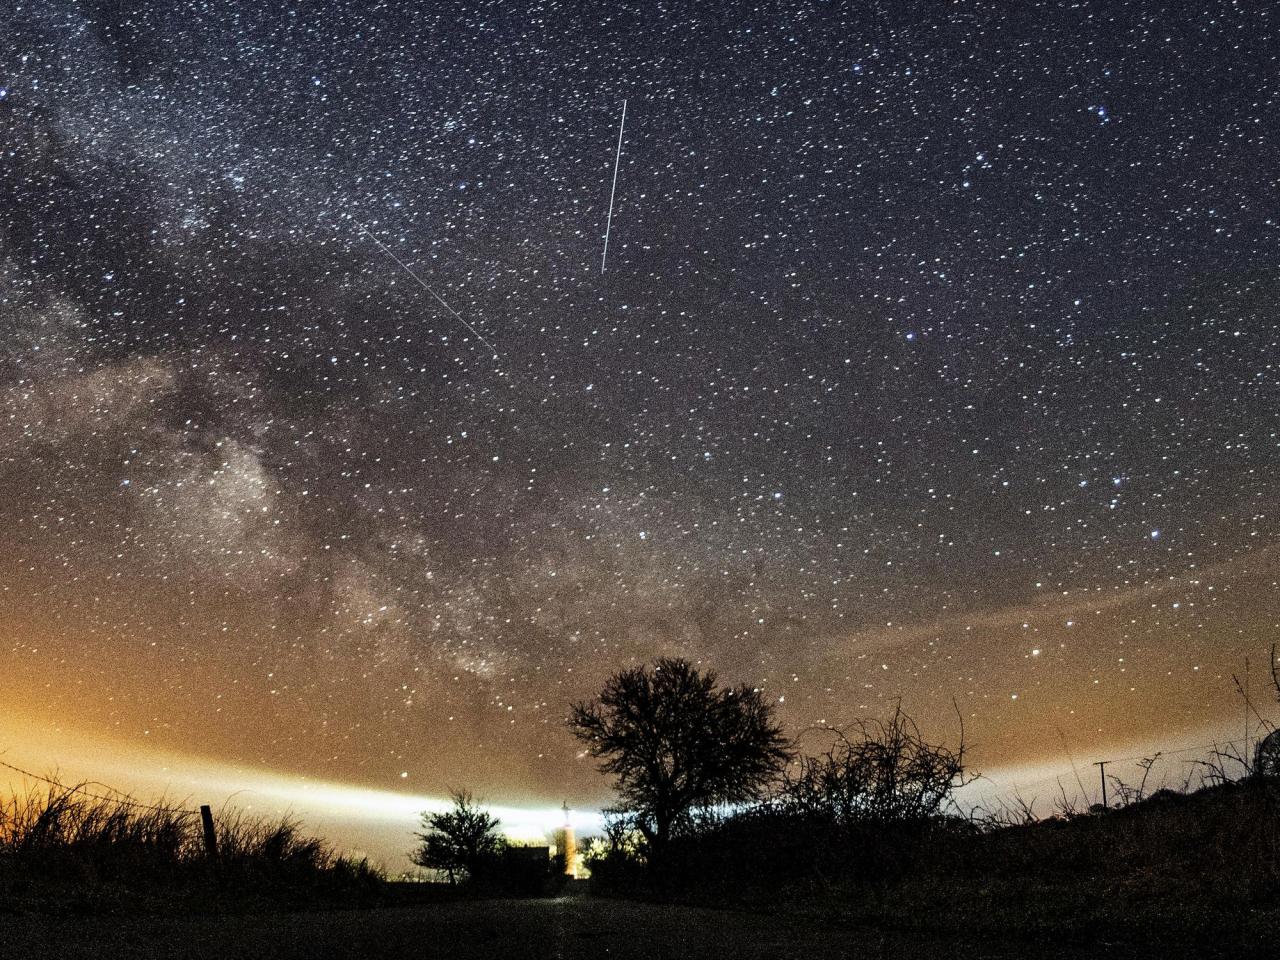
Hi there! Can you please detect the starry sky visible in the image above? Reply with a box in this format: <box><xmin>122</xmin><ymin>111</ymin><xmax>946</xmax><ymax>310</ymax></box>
<box><xmin>2</xmin><ymin>0</ymin><xmax>1279</xmax><ymax>812</ymax></box>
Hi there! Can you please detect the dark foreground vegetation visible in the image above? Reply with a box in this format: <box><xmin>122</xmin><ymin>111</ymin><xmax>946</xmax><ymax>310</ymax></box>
<box><xmin>0</xmin><ymin>784</ymin><xmax>383</xmax><ymax>915</ymax></box>
<box><xmin>4</xmin><ymin>773</ymin><xmax>1277</xmax><ymax>958</ymax></box>
<box><xmin>5</xmin><ymin>656</ymin><xmax>1279</xmax><ymax>958</ymax></box>
<box><xmin>572</xmin><ymin>658</ymin><xmax>1280</xmax><ymax>956</ymax></box>
<box><xmin>585</xmin><ymin>776</ymin><xmax>1280</xmax><ymax>955</ymax></box>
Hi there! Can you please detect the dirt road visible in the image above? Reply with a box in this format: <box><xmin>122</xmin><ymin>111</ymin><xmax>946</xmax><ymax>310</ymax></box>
<box><xmin>0</xmin><ymin>896</ymin><xmax>1237</xmax><ymax>959</ymax></box>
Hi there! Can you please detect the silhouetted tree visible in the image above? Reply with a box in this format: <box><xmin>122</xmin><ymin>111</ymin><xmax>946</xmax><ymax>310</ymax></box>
<box><xmin>411</xmin><ymin>789</ymin><xmax>504</xmax><ymax>883</ymax></box>
<box><xmin>568</xmin><ymin>657</ymin><xmax>791</xmax><ymax>858</ymax></box>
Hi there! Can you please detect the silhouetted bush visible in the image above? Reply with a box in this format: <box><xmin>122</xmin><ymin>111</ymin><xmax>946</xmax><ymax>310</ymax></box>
<box><xmin>776</xmin><ymin>704</ymin><xmax>970</xmax><ymax>830</ymax></box>
<box><xmin>407</xmin><ymin>790</ymin><xmax>567</xmax><ymax>897</ymax></box>
<box><xmin>411</xmin><ymin>789</ymin><xmax>505</xmax><ymax>885</ymax></box>
<box><xmin>582</xmin><ymin>810</ymin><xmax>649</xmax><ymax>895</ymax></box>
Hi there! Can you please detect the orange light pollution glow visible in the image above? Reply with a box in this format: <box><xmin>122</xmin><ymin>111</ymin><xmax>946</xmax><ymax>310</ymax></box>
<box><xmin>3</xmin><ymin>541</ymin><xmax>1274</xmax><ymax>867</ymax></box>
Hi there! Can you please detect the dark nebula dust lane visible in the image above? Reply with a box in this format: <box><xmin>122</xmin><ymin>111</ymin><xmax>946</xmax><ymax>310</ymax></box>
<box><xmin>1</xmin><ymin>0</ymin><xmax>1278</xmax><ymax>810</ymax></box>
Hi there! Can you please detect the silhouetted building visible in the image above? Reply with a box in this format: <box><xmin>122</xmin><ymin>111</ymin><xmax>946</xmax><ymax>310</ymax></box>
<box><xmin>499</xmin><ymin>844</ymin><xmax>553</xmax><ymax>894</ymax></box>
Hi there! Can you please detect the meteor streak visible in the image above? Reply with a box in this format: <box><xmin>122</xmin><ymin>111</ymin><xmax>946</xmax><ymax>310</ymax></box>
<box><xmin>354</xmin><ymin>221</ymin><xmax>500</xmax><ymax>359</ymax></box>
<box><xmin>601</xmin><ymin>98</ymin><xmax>627</xmax><ymax>274</ymax></box>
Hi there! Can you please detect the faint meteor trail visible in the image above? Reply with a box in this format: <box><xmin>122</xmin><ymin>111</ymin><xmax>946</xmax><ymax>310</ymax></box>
<box><xmin>600</xmin><ymin>98</ymin><xmax>627</xmax><ymax>273</ymax></box>
<box><xmin>353</xmin><ymin>221</ymin><xmax>500</xmax><ymax>359</ymax></box>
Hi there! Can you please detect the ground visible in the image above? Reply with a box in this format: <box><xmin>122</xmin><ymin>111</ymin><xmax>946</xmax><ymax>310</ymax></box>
<box><xmin>0</xmin><ymin>897</ymin><xmax>1262</xmax><ymax>960</ymax></box>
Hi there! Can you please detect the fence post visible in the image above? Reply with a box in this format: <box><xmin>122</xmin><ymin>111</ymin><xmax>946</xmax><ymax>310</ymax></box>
<box><xmin>199</xmin><ymin>804</ymin><xmax>219</xmax><ymax>858</ymax></box>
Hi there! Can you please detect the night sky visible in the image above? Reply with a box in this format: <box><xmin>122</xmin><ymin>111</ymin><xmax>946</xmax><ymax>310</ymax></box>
<box><xmin>2</xmin><ymin>0</ymin><xmax>1279</xmax><ymax>812</ymax></box>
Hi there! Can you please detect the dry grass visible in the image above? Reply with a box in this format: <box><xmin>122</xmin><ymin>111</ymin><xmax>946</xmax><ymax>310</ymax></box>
<box><xmin>0</xmin><ymin>784</ymin><xmax>382</xmax><ymax>913</ymax></box>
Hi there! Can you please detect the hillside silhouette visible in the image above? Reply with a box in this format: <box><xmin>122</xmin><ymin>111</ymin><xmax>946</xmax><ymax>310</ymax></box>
<box><xmin>3</xmin><ymin>659</ymin><xmax>1278</xmax><ymax>958</ymax></box>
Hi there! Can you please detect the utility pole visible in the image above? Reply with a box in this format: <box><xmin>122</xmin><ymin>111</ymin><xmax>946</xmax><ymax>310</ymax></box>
<box><xmin>1093</xmin><ymin>761</ymin><xmax>1109</xmax><ymax>810</ymax></box>
<box><xmin>1245</xmin><ymin>656</ymin><xmax>1252</xmax><ymax>772</ymax></box>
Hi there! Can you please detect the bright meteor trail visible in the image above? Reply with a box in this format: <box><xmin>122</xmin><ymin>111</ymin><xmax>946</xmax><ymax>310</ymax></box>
<box><xmin>601</xmin><ymin>99</ymin><xmax>627</xmax><ymax>274</ymax></box>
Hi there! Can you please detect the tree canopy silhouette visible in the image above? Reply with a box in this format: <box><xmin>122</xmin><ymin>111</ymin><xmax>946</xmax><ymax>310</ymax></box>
<box><xmin>568</xmin><ymin>657</ymin><xmax>791</xmax><ymax>855</ymax></box>
<box><xmin>411</xmin><ymin>789</ymin><xmax>504</xmax><ymax>883</ymax></box>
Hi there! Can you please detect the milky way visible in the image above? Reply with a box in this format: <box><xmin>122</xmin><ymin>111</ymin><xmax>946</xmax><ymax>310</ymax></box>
<box><xmin>2</xmin><ymin>1</ymin><xmax>1279</xmax><ymax>808</ymax></box>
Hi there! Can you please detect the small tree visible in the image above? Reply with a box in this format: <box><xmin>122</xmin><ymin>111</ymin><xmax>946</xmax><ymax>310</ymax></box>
<box><xmin>411</xmin><ymin>789</ymin><xmax>504</xmax><ymax>883</ymax></box>
<box><xmin>568</xmin><ymin>657</ymin><xmax>791</xmax><ymax>858</ymax></box>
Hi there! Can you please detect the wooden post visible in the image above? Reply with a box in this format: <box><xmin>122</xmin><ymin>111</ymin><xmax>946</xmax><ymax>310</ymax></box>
<box><xmin>199</xmin><ymin>804</ymin><xmax>219</xmax><ymax>858</ymax></box>
<box><xmin>1094</xmin><ymin>761</ymin><xmax>1108</xmax><ymax>810</ymax></box>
